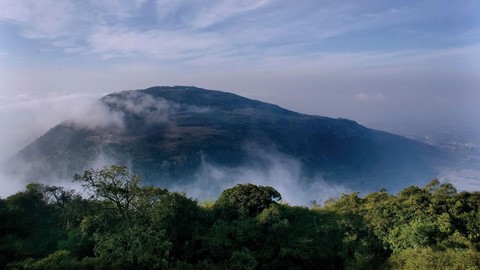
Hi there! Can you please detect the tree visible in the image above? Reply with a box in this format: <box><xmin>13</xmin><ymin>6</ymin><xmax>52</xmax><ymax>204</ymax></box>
<box><xmin>75</xmin><ymin>165</ymin><xmax>144</xmax><ymax>223</ymax></box>
<box><xmin>214</xmin><ymin>183</ymin><xmax>281</xmax><ymax>219</ymax></box>
<box><xmin>74</xmin><ymin>166</ymin><xmax>171</xmax><ymax>268</ymax></box>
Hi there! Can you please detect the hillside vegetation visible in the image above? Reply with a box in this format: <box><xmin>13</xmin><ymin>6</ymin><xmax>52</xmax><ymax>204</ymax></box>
<box><xmin>1</xmin><ymin>166</ymin><xmax>479</xmax><ymax>269</ymax></box>
<box><xmin>6</xmin><ymin>86</ymin><xmax>443</xmax><ymax>192</ymax></box>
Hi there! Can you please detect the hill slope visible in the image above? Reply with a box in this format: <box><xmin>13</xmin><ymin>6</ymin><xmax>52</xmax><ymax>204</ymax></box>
<box><xmin>6</xmin><ymin>86</ymin><xmax>445</xmax><ymax>192</ymax></box>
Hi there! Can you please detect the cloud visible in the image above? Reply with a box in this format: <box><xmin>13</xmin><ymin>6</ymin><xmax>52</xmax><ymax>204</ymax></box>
<box><xmin>0</xmin><ymin>157</ymin><xmax>86</xmax><ymax>199</ymax></box>
<box><xmin>0</xmin><ymin>89</ymin><xmax>213</xmax><ymax>163</ymax></box>
<box><xmin>185</xmin><ymin>0</ymin><xmax>272</xmax><ymax>29</ymax></box>
<box><xmin>103</xmin><ymin>92</ymin><xmax>171</xmax><ymax>124</ymax></box>
<box><xmin>87</xmin><ymin>26</ymin><xmax>227</xmax><ymax>61</ymax></box>
<box><xmin>0</xmin><ymin>90</ymin><xmax>348</xmax><ymax>204</ymax></box>
<box><xmin>0</xmin><ymin>141</ymin><xmax>350</xmax><ymax>205</ymax></box>
<box><xmin>0</xmin><ymin>92</ymin><xmax>104</xmax><ymax>161</ymax></box>
<box><xmin>0</xmin><ymin>169</ymin><xmax>26</xmax><ymax>198</ymax></box>
<box><xmin>170</xmin><ymin>146</ymin><xmax>351</xmax><ymax>206</ymax></box>
<box><xmin>102</xmin><ymin>91</ymin><xmax>211</xmax><ymax>125</ymax></box>
<box><xmin>3</xmin><ymin>0</ymin><xmax>475</xmax><ymax>63</ymax></box>
<box><xmin>64</xmin><ymin>101</ymin><xmax>125</xmax><ymax>131</ymax></box>
<box><xmin>0</xmin><ymin>0</ymin><xmax>79</xmax><ymax>39</ymax></box>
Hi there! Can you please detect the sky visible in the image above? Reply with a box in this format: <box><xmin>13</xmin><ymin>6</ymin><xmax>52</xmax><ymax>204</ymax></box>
<box><xmin>0</xmin><ymin>0</ymin><xmax>480</xmax><ymax>161</ymax></box>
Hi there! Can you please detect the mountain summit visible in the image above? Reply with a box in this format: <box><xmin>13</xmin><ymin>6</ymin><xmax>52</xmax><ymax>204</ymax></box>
<box><xmin>7</xmin><ymin>86</ymin><xmax>443</xmax><ymax>192</ymax></box>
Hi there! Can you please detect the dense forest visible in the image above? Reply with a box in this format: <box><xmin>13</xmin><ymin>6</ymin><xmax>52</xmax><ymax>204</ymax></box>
<box><xmin>1</xmin><ymin>166</ymin><xmax>479</xmax><ymax>269</ymax></box>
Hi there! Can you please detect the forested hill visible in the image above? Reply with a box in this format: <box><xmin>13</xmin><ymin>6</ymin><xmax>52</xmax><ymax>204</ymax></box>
<box><xmin>1</xmin><ymin>166</ymin><xmax>479</xmax><ymax>269</ymax></box>
<box><xmin>7</xmin><ymin>86</ymin><xmax>445</xmax><ymax>192</ymax></box>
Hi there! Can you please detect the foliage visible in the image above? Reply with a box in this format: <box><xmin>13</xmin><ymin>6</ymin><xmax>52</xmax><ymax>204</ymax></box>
<box><xmin>325</xmin><ymin>179</ymin><xmax>480</xmax><ymax>268</ymax></box>
<box><xmin>385</xmin><ymin>247</ymin><xmax>480</xmax><ymax>270</ymax></box>
<box><xmin>74</xmin><ymin>166</ymin><xmax>171</xmax><ymax>268</ymax></box>
<box><xmin>214</xmin><ymin>183</ymin><xmax>281</xmax><ymax>219</ymax></box>
<box><xmin>2</xmin><ymin>169</ymin><xmax>480</xmax><ymax>269</ymax></box>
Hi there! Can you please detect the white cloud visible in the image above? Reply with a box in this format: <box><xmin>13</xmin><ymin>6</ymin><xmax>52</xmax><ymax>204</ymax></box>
<box><xmin>65</xmin><ymin>101</ymin><xmax>125</xmax><ymax>131</ymax></box>
<box><xmin>87</xmin><ymin>26</ymin><xmax>228</xmax><ymax>60</ymax></box>
<box><xmin>187</xmin><ymin>0</ymin><xmax>272</xmax><ymax>28</ymax></box>
<box><xmin>2</xmin><ymin>0</ymin><xmax>463</xmax><ymax>62</ymax></box>
<box><xmin>0</xmin><ymin>92</ymin><xmax>103</xmax><ymax>161</ymax></box>
<box><xmin>0</xmin><ymin>0</ymin><xmax>78</xmax><ymax>39</ymax></box>
<box><xmin>170</xmin><ymin>146</ymin><xmax>351</xmax><ymax>206</ymax></box>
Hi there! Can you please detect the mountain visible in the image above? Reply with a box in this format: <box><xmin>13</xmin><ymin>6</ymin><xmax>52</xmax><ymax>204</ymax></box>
<box><xmin>5</xmin><ymin>86</ymin><xmax>447</xmax><ymax>192</ymax></box>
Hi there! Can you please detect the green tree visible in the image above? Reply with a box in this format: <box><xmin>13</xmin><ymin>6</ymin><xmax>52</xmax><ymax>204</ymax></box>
<box><xmin>214</xmin><ymin>183</ymin><xmax>281</xmax><ymax>219</ymax></box>
<box><xmin>74</xmin><ymin>166</ymin><xmax>171</xmax><ymax>268</ymax></box>
<box><xmin>1</xmin><ymin>183</ymin><xmax>63</xmax><ymax>265</ymax></box>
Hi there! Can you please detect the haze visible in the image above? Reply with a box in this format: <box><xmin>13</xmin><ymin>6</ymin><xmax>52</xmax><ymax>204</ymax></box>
<box><xmin>1</xmin><ymin>1</ymin><xmax>479</xmax><ymax>197</ymax></box>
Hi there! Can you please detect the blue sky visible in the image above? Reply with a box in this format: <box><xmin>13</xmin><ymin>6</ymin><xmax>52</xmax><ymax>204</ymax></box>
<box><xmin>0</xmin><ymin>0</ymin><xmax>480</xmax><ymax>159</ymax></box>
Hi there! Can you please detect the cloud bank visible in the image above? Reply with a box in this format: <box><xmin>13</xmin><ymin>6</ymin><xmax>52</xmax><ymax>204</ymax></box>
<box><xmin>0</xmin><ymin>92</ymin><xmax>104</xmax><ymax>161</ymax></box>
<box><xmin>170</xmin><ymin>147</ymin><xmax>350</xmax><ymax>206</ymax></box>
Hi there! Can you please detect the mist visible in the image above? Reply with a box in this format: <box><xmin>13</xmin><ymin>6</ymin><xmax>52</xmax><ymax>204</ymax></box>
<box><xmin>169</xmin><ymin>147</ymin><xmax>351</xmax><ymax>206</ymax></box>
<box><xmin>79</xmin><ymin>144</ymin><xmax>351</xmax><ymax>206</ymax></box>
<box><xmin>0</xmin><ymin>91</ymin><xmax>351</xmax><ymax>204</ymax></box>
<box><xmin>0</xmin><ymin>92</ymin><xmax>104</xmax><ymax>161</ymax></box>
<box><xmin>0</xmin><ymin>139</ymin><xmax>350</xmax><ymax>206</ymax></box>
<box><xmin>169</xmin><ymin>156</ymin><xmax>351</xmax><ymax>206</ymax></box>
<box><xmin>1</xmin><ymin>87</ymin><xmax>479</xmax><ymax>202</ymax></box>
<box><xmin>0</xmin><ymin>92</ymin><xmax>116</xmax><ymax>198</ymax></box>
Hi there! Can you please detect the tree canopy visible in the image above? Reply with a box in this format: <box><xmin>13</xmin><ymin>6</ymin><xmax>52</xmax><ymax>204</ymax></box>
<box><xmin>1</xmin><ymin>167</ymin><xmax>480</xmax><ymax>269</ymax></box>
